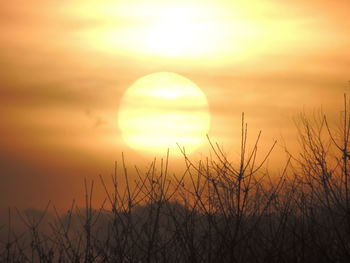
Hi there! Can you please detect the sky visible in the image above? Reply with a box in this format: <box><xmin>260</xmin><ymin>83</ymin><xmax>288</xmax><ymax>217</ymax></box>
<box><xmin>0</xmin><ymin>0</ymin><xmax>350</xmax><ymax>212</ymax></box>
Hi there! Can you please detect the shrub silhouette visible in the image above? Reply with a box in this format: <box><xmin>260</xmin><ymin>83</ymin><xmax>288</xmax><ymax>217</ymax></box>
<box><xmin>2</xmin><ymin>98</ymin><xmax>350</xmax><ymax>262</ymax></box>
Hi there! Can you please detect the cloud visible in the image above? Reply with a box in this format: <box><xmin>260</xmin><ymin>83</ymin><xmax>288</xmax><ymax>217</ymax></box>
<box><xmin>0</xmin><ymin>0</ymin><xmax>349</xmax><ymax>211</ymax></box>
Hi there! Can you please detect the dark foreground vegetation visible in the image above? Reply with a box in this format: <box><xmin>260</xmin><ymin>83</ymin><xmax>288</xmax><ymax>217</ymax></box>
<box><xmin>2</xmin><ymin>97</ymin><xmax>350</xmax><ymax>262</ymax></box>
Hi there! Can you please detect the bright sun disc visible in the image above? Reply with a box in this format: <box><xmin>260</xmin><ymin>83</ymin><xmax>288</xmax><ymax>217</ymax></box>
<box><xmin>118</xmin><ymin>72</ymin><xmax>210</xmax><ymax>156</ymax></box>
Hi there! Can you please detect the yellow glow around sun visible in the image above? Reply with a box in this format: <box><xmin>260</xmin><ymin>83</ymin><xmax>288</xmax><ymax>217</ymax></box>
<box><xmin>65</xmin><ymin>0</ymin><xmax>273</xmax><ymax>61</ymax></box>
<box><xmin>118</xmin><ymin>72</ymin><xmax>210</xmax><ymax>156</ymax></box>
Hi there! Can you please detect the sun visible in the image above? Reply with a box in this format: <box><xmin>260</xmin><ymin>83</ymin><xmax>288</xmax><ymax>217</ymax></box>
<box><xmin>118</xmin><ymin>72</ymin><xmax>210</xmax><ymax>156</ymax></box>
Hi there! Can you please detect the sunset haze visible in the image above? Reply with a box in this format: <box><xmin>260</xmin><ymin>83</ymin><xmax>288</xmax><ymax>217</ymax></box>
<box><xmin>1</xmin><ymin>0</ymin><xmax>350</xmax><ymax>212</ymax></box>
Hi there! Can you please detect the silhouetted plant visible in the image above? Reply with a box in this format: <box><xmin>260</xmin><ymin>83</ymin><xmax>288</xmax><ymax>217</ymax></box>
<box><xmin>3</xmin><ymin>96</ymin><xmax>350</xmax><ymax>262</ymax></box>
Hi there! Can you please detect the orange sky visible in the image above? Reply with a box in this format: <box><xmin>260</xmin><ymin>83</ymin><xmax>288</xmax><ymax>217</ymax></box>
<box><xmin>0</xmin><ymin>0</ymin><xmax>350</xmax><ymax>212</ymax></box>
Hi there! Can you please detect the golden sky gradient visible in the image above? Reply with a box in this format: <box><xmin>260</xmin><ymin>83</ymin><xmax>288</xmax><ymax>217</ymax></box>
<box><xmin>0</xmin><ymin>0</ymin><xmax>350</xmax><ymax>211</ymax></box>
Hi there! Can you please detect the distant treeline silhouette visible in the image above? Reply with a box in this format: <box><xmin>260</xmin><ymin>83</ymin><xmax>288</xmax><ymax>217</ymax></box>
<box><xmin>2</xmin><ymin>96</ymin><xmax>350</xmax><ymax>262</ymax></box>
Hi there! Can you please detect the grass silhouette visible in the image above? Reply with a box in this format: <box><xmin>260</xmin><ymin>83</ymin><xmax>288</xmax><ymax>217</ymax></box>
<box><xmin>2</xmin><ymin>97</ymin><xmax>350</xmax><ymax>262</ymax></box>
